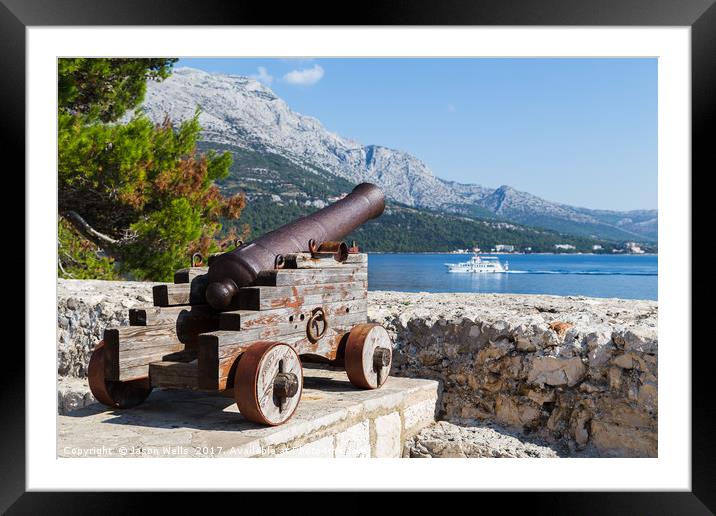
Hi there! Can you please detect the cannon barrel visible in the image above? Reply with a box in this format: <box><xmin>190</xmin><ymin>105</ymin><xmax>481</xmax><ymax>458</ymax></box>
<box><xmin>205</xmin><ymin>182</ymin><xmax>385</xmax><ymax>310</ymax></box>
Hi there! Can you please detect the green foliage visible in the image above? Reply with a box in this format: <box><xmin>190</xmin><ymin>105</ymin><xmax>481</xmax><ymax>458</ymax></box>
<box><xmin>58</xmin><ymin>58</ymin><xmax>245</xmax><ymax>281</ymax></box>
<box><xmin>121</xmin><ymin>198</ymin><xmax>203</xmax><ymax>280</ymax></box>
<box><xmin>350</xmin><ymin>207</ymin><xmax>612</xmax><ymax>253</ymax></box>
<box><xmin>232</xmin><ymin>198</ymin><xmax>615</xmax><ymax>254</ymax></box>
<box><xmin>58</xmin><ymin>58</ymin><xmax>176</xmax><ymax>123</ymax></box>
<box><xmin>58</xmin><ymin>217</ymin><xmax>119</xmax><ymax>280</ymax></box>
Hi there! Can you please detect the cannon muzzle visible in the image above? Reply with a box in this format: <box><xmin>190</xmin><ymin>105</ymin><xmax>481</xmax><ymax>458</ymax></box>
<box><xmin>205</xmin><ymin>182</ymin><xmax>385</xmax><ymax>310</ymax></box>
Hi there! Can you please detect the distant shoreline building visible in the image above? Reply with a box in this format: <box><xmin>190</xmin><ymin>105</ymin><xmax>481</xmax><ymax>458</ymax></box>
<box><xmin>624</xmin><ymin>242</ymin><xmax>645</xmax><ymax>254</ymax></box>
<box><xmin>451</xmin><ymin>245</ymin><xmax>482</xmax><ymax>254</ymax></box>
<box><xmin>555</xmin><ymin>244</ymin><xmax>576</xmax><ymax>251</ymax></box>
<box><xmin>494</xmin><ymin>244</ymin><xmax>515</xmax><ymax>253</ymax></box>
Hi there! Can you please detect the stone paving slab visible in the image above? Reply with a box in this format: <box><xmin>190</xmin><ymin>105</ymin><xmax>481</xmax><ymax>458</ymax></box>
<box><xmin>58</xmin><ymin>365</ymin><xmax>439</xmax><ymax>458</ymax></box>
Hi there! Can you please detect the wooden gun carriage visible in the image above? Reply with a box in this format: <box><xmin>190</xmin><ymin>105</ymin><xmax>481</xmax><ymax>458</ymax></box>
<box><xmin>88</xmin><ymin>184</ymin><xmax>393</xmax><ymax>426</ymax></box>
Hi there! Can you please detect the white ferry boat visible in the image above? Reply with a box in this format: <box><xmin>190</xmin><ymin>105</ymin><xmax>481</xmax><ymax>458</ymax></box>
<box><xmin>446</xmin><ymin>254</ymin><xmax>509</xmax><ymax>273</ymax></box>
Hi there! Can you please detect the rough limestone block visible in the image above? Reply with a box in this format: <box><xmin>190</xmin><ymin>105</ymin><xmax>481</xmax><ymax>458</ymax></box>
<box><xmin>589</xmin><ymin>421</ymin><xmax>657</xmax><ymax>457</ymax></box>
<box><xmin>373</xmin><ymin>412</ymin><xmax>402</xmax><ymax>457</ymax></box>
<box><xmin>495</xmin><ymin>395</ymin><xmax>540</xmax><ymax>428</ymax></box>
<box><xmin>406</xmin><ymin>420</ymin><xmax>561</xmax><ymax>458</ymax></box>
<box><xmin>622</xmin><ymin>329</ymin><xmax>658</xmax><ymax>354</ymax></box>
<box><xmin>527</xmin><ymin>356</ymin><xmax>586</xmax><ymax>387</ymax></box>
<box><xmin>57</xmin><ymin>376</ymin><xmax>96</xmax><ymax>415</ymax></box>
<box><xmin>334</xmin><ymin>421</ymin><xmax>370</xmax><ymax>458</ymax></box>
<box><xmin>276</xmin><ymin>436</ymin><xmax>335</xmax><ymax>458</ymax></box>
<box><xmin>403</xmin><ymin>398</ymin><xmax>437</xmax><ymax>434</ymax></box>
<box><xmin>638</xmin><ymin>382</ymin><xmax>657</xmax><ymax>411</ymax></box>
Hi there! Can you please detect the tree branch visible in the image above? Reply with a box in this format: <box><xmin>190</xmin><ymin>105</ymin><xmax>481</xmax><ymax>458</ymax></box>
<box><xmin>57</xmin><ymin>257</ymin><xmax>72</xmax><ymax>278</ymax></box>
<box><xmin>63</xmin><ymin>210</ymin><xmax>119</xmax><ymax>247</ymax></box>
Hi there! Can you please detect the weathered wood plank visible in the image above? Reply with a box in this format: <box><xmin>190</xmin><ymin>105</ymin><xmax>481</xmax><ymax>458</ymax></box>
<box><xmin>129</xmin><ymin>305</ymin><xmax>220</xmax><ymax>337</ymax></box>
<box><xmin>209</xmin><ymin>322</ymin><xmax>361</xmax><ymax>391</ymax></box>
<box><xmin>283</xmin><ymin>253</ymin><xmax>367</xmax><ymax>269</ymax></box>
<box><xmin>281</xmin><ymin>324</ymin><xmax>354</xmax><ymax>358</ymax></box>
<box><xmin>201</xmin><ymin>308</ymin><xmax>366</xmax><ymax>350</ymax></box>
<box><xmin>198</xmin><ymin>312</ymin><xmax>368</xmax><ymax>390</ymax></box>
<box><xmin>197</xmin><ymin>342</ymin><xmax>248</xmax><ymax>391</ymax></box>
<box><xmin>103</xmin><ymin>324</ymin><xmax>189</xmax><ymax>382</ymax></box>
<box><xmin>344</xmin><ymin>253</ymin><xmax>367</xmax><ymax>265</ymax></box>
<box><xmin>236</xmin><ymin>281</ymin><xmax>367</xmax><ymax>310</ymax></box>
<box><xmin>152</xmin><ymin>275</ymin><xmax>208</xmax><ymax>307</ymax></box>
<box><xmin>173</xmin><ymin>267</ymin><xmax>209</xmax><ymax>284</ymax></box>
<box><xmin>161</xmin><ymin>350</ymin><xmax>198</xmax><ymax>362</ymax></box>
<box><xmin>119</xmin><ymin>365</ymin><xmax>158</xmax><ymax>382</ymax></box>
<box><xmin>256</xmin><ymin>291</ymin><xmax>366</xmax><ymax>310</ymax></box>
<box><xmin>106</xmin><ymin>324</ymin><xmax>195</xmax><ymax>349</ymax></box>
<box><xmin>254</xmin><ymin>267</ymin><xmax>367</xmax><ymax>287</ymax></box>
<box><xmin>220</xmin><ymin>297</ymin><xmax>367</xmax><ymax>331</ymax></box>
<box><xmin>149</xmin><ymin>360</ymin><xmax>199</xmax><ymax>389</ymax></box>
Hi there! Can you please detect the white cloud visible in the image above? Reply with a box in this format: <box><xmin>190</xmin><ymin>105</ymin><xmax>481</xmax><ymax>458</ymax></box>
<box><xmin>251</xmin><ymin>66</ymin><xmax>273</xmax><ymax>85</ymax></box>
<box><xmin>282</xmin><ymin>64</ymin><xmax>324</xmax><ymax>86</ymax></box>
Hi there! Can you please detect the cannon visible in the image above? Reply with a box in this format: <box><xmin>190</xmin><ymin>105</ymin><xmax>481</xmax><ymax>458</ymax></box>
<box><xmin>87</xmin><ymin>183</ymin><xmax>394</xmax><ymax>426</ymax></box>
<box><xmin>205</xmin><ymin>182</ymin><xmax>385</xmax><ymax>311</ymax></box>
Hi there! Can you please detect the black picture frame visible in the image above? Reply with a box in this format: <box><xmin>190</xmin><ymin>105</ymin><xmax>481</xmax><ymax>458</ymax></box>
<box><xmin>5</xmin><ymin>0</ymin><xmax>709</xmax><ymax>512</ymax></box>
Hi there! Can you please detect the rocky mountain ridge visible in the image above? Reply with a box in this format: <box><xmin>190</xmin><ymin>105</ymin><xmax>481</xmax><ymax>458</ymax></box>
<box><xmin>136</xmin><ymin>67</ymin><xmax>656</xmax><ymax>242</ymax></box>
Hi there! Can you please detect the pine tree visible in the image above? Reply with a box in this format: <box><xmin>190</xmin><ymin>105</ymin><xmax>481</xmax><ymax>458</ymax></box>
<box><xmin>58</xmin><ymin>58</ymin><xmax>246</xmax><ymax>281</ymax></box>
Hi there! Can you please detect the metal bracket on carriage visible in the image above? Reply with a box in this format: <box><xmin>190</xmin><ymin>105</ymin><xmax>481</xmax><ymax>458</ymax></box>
<box><xmin>306</xmin><ymin>306</ymin><xmax>329</xmax><ymax>343</ymax></box>
<box><xmin>191</xmin><ymin>252</ymin><xmax>204</xmax><ymax>267</ymax></box>
<box><xmin>308</xmin><ymin>239</ymin><xmax>349</xmax><ymax>262</ymax></box>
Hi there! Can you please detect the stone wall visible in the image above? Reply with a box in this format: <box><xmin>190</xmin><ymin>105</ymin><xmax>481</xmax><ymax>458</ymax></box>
<box><xmin>369</xmin><ymin>291</ymin><xmax>658</xmax><ymax>457</ymax></box>
<box><xmin>57</xmin><ymin>280</ymin><xmax>657</xmax><ymax>457</ymax></box>
<box><xmin>57</xmin><ymin>280</ymin><xmax>159</xmax><ymax>413</ymax></box>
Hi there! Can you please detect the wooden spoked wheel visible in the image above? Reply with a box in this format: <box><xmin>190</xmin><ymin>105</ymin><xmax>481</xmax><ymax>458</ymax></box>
<box><xmin>235</xmin><ymin>341</ymin><xmax>303</xmax><ymax>426</ymax></box>
<box><xmin>87</xmin><ymin>340</ymin><xmax>153</xmax><ymax>409</ymax></box>
<box><xmin>345</xmin><ymin>323</ymin><xmax>393</xmax><ymax>389</ymax></box>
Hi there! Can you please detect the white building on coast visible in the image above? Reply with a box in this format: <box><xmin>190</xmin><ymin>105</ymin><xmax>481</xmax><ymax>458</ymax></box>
<box><xmin>494</xmin><ymin>244</ymin><xmax>515</xmax><ymax>252</ymax></box>
<box><xmin>555</xmin><ymin>244</ymin><xmax>576</xmax><ymax>251</ymax></box>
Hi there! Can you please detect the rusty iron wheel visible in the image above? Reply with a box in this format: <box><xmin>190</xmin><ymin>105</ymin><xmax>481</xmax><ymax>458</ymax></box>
<box><xmin>87</xmin><ymin>340</ymin><xmax>153</xmax><ymax>409</ymax></box>
<box><xmin>345</xmin><ymin>323</ymin><xmax>393</xmax><ymax>389</ymax></box>
<box><xmin>234</xmin><ymin>341</ymin><xmax>303</xmax><ymax>426</ymax></box>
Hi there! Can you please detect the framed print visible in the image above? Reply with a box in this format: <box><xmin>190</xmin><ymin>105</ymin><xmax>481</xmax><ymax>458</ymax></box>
<box><xmin>6</xmin><ymin>0</ymin><xmax>711</xmax><ymax>512</ymax></box>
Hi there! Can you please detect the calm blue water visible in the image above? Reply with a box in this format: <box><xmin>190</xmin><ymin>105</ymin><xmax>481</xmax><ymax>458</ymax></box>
<box><xmin>367</xmin><ymin>253</ymin><xmax>657</xmax><ymax>300</ymax></box>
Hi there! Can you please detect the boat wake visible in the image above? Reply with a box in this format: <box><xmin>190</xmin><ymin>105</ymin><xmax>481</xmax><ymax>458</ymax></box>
<box><xmin>505</xmin><ymin>270</ymin><xmax>656</xmax><ymax>277</ymax></box>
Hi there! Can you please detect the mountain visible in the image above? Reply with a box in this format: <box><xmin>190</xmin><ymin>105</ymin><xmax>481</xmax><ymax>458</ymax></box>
<box><xmin>196</xmin><ymin>141</ymin><xmax>621</xmax><ymax>253</ymax></box>
<box><xmin>456</xmin><ymin>185</ymin><xmax>658</xmax><ymax>242</ymax></box>
<box><xmin>571</xmin><ymin>208</ymin><xmax>658</xmax><ymax>241</ymax></box>
<box><xmin>136</xmin><ymin>67</ymin><xmax>657</xmax><ymax>244</ymax></box>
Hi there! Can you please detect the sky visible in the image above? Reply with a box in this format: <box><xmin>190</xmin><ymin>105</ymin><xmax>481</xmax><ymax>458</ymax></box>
<box><xmin>177</xmin><ymin>58</ymin><xmax>657</xmax><ymax>211</ymax></box>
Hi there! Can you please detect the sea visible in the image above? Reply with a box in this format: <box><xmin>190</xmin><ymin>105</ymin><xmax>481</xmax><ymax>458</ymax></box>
<box><xmin>367</xmin><ymin>253</ymin><xmax>657</xmax><ymax>301</ymax></box>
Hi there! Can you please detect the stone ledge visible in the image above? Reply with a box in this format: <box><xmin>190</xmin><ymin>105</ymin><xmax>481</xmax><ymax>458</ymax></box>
<box><xmin>57</xmin><ymin>365</ymin><xmax>439</xmax><ymax>458</ymax></box>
